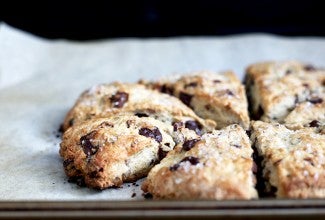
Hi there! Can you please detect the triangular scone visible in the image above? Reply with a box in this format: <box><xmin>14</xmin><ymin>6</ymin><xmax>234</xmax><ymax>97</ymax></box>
<box><xmin>142</xmin><ymin>124</ymin><xmax>257</xmax><ymax>199</ymax></box>
<box><xmin>245</xmin><ymin>61</ymin><xmax>325</xmax><ymax>124</ymax></box>
<box><xmin>251</xmin><ymin>121</ymin><xmax>325</xmax><ymax>198</ymax></box>
<box><xmin>60</xmin><ymin>115</ymin><xmax>185</xmax><ymax>189</ymax></box>
<box><xmin>144</xmin><ymin>71</ymin><xmax>250</xmax><ymax>129</ymax></box>
<box><xmin>62</xmin><ymin>82</ymin><xmax>215</xmax><ymax>133</ymax></box>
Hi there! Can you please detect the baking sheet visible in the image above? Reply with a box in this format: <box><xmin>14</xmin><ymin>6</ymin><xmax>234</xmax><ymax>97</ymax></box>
<box><xmin>1</xmin><ymin>23</ymin><xmax>325</xmax><ymax>201</ymax></box>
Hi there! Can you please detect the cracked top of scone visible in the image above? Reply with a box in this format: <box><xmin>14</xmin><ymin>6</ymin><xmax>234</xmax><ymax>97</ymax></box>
<box><xmin>142</xmin><ymin>124</ymin><xmax>257</xmax><ymax>200</ymax></box>
<box><xmin>251</xmin><ymin>120</ymin><xmax>325</xmax><ymax>198</ymax></box>
<box><xmin>142</xmin><ymin>70</ymin><xmax>250</xmax><ymax>129</ymax></box>
<box><xmin>62</xmin><ymin>82</ymin><xmax>215</xmax><ymax>132</ymax></box>
<box><xmin>245</xmin><ymin>61</ymin><xmax>325</xmax><ymax>123</ymax></box>
<box><xmin>60</xmin><ymin>114</ymin><xmax>177</xmax><ymax>189</ymax></box>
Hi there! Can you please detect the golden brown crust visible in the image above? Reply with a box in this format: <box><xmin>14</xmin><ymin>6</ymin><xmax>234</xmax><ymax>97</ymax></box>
<box><xmin>142</xmin><ymin>124</ymin><xmax>258</xmax><ymax>200</ymax></box>
<box><xmin>62</xmin><ymin>82</ymin><xmax>215</xmax><ymax>132</ymax></box>
<box><xmin>144</xmin><ymin>71</ymin><xmax>250</xmax><ymax>129</ymax></box>
<box><xmin>245</xmin><ymin>61</ymin><xmax>325</xmax><ymax>124</ymax></box>
<box><xmin>60</xmin><ymin>115</ymin><xmax>176</xmax><ymax>189</ymax></box>
<box><xmin>251</xmin><ymin>120</ymin><xmax>325</xmax><ymax>198</ymax></box>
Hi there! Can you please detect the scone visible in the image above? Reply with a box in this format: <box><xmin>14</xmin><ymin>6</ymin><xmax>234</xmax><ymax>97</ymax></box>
<box><xmin>60</xmin><ymin>115</ymin><xmax>177</xmax><ymax>189</ymax></box>
<box><xmin>62</xmin><ymin>82</ymin><xmax>215</xmax><ymax>134</ymax></box>
<box><xmin>142</xmin><ymin>124</ymin><xmax>258</xmax><ymax>200</ymax></box>
<box><xmin>245</xmin><ymin>61</ymin><xmax>325</xmax><ymax>124</ymax></box>
<box><xmin>143</xmin><ymin>71</ymin><xmax>250</xmax><ymax>129</ymax></box>
<box><xmin>284</xmin><ymin>102</ymin><xmax>325</xmax><ymax>134</ymax></box>
<box><xmin>250</xmin><ymin>120</ymin><xmax>325</xmax><ymax>198</ymax></box>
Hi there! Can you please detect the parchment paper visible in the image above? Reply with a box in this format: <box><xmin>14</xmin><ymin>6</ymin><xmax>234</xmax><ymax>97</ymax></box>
<box><xmin>1</xmin><ymin>23</ymin><xmax>325</xmax><ymax>200</ymax></box>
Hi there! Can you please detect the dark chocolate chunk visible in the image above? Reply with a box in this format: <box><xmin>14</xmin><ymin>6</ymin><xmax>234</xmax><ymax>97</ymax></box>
<box><xmin>225</xmin><ymin>89</ymin><xmax>234</xmax><ymax>96</ymax></box>
<box><xmin>143</xmin><ymin>192</ymin><xmax>153</xmax><ymax>199</ymax></box>
<box><xmin>185</xmin><ymin>120</ymin><xmax>202</xmax><ymax>135</ymax></box>
<box><xmin>63</xmin><ymin>159</ymin><xmax>74</xmax><ymax>168</ymax></box>
<box><xmin>179</xmin><ymin>92</ymin><xmax>193</xmax><ymax>106</ymax></box>
<box><xmin>185</xmin><ymin>82</ymin><xmax>198</xmax><ymax>88</ymax></box>
<box><xmin>309</xmin><ymin>120</ymin><xmax>320</xmax><ymax>128</ymax></box>
<box><xmin>135</xmin><ymin>113</ymin><xmax>149</xmax><ymax>118</ymax></box>
<box><xmin>180</xmin><ymin>156</ymin><xmax>200</xmax><ymax>165</ymax></box>
<box><xmin>182</xmin><ymin>139</ymin><xmax>200</xmax><ymax>151</ymax></box>
<box><xmin>139</xmin><ymin>127</ymin><xmax>162</xmax><ymax>143</ymax></box>
<box><xmin>304</xmin><ymin>158</ymin><xmax>315</xmax><ymax>166</ymax></box>
<box><xmin>302</xmin><ymin>83</ymin><xmax>309</xmax><ymax>88</ymax></box>
<box><xmin>158</xmin><ymin>148</ymin><xmax>168</xmax><ymax>160</ymax></box>
<box><xmin>304</xmin><ymin>65</ymin><xmax>317</xmax><ymax>71</ymax></box>
<box><xmin>308</xmin><ymin>97</ymin><xmax>323</xmax><ymax>104</ymax></box>
<box><xmin>169</xmin><ymin>163</ymin><xmax>180</xmax><ymax>171</ymax></box>
<box><xmin>69</xmin><ymin>118</ymin><xmax>74</xmax><ymax>127</ymax></box>
<box><xmin>213</xmin><ymin>79</ymin><xmax>221</xmax><ymax>83</ymax></box>
<box><xmin>110</xmin><ymin>91</ymin><xmax>129</xmax><ymax>108</ymax></box>
<box><xmin>131</xmin><ymin>193</ymin><xmax>136</xmax><ymax>198</ymax></box>
<box><xmin>160</xmin><ymin>84</ymin><xmax>174</xmax><ymax>95</ymax></box>
<box><xmin>232</xmin><ymin>144</ymin><xmax>241</xmax><ymax>148</ymax></box>
<box><xmin>285</xmin><ymin>69</ymin><xmax>292</xmax><ymax>75</ymax></box>
<box><xmin>68</xmin><ymin>176</ymin><xmax>86</xmax><ymax>187</ymax></box>
<box><xmin>80</xmin><ymin>132</ymin><xmax>99</xmax><ymax>156</ymax></box>
<box><xmin>172</xmin><ymin>121</ymin><xmax>183</xmax><ymax>131</ymax></box>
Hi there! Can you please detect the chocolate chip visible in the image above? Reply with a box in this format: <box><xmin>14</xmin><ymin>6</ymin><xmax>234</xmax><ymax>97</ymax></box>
<box><xmin>170</xmin><ymin>156</ymin><xmax>200</xmax><ymax>171</ymax></box>
<box><xmin>185</xmin><ymin>120</ymin><xmax>202</xmax><ymax>135</ymax></box>
<box><xmin>205</xmin><ymin>104</ymin><xmax>211</xmax><ymax>110</ymax></box>
<box><xmin>80</xmin><ymin>132</ymin><xmax>99</xmax><ymax>156</ymax></box>
<box><xmin>139</xmin><ymin>127</ymin><xmax>162</xmax><ymax>143</ymax></box>
<box><xmin>309</xmin><ymin>120</ymin><xmax>320</xmax><ymax>128</ymax></box>
<box><xmin>143</xmin><ymin>193</ymin><xmax>153</xmax><ymax>199</ymax></box>
<box><xmin>225</xmin><ymin>89</ymin><xmax>234</xmax><ymax>96</ymax></box>
<box><xmin>158</xmin><ymin>148</ymin><xmax>168</xmax><ymax>160</ymax></box>
<box><xmin>131</xmin><ymin>193</ymin><xmax>136</xmax><ymax>198</ymax></box>
<box><xmin>308</xmin><ymin>97</ymin><xmax>323</xmax><ymax>104</ymax></box>
<box><xmin>179</xmin><ymin>92</ymin><xmax>193</xmax><ymax>106</ymax></box>
<box><xmin>69</xmin><ymin>118</ymin><xmax>74</xmax><ymax>127</ymax></box>
<box><xmin>302</xmin><ymin>83</ymin><xmax>309</xmax><ymax>88</ymax></box>
<box><xmin>304</xmin><ymin>65</ymin><xmax>317</xmax><ymax>71</ymax></box>
<box><xmin>135</xmin><ymin>113</ymin><xmax>149</xmax><ymax>118</ymax></box>
<box><xmin>185</xmin><ymin>82</ymin><xmax>198</xmax><ymax>88</ymax></box>
<box><xmin>172</xmin><ymin>121</ymin><xmax>183</xmax><ymax>131</ymax></box>
<box><xmin>213</xmin><ymin>79</ymin><xmax>221</xmax><ymax>83</ymax></box>
<box><xmin>160</xmin><ymin>84</ymin><xmax>174</xmax><ymax>95</ymax></box>
<box><xmin>183</xmin><ymin>139</ymin><xmax>200</xmax><ymax>151</ymax></box>
<box><xmin>169</xmin><ymin>163</ymin><xmax>180</xmax><ymax>171</ymax></box>
<box><xmin>63</xmin><ymin>159</ymin><xmax>73</xmax><ymax>168</ymax></box>
<box><xmin>110</xmin><ymin>91</ymin><xmax>129</xmax><ymax>108</ymax></box>
<box><xmin>232</xmin><ymin>144</ymin><xmax>241</xmax><ymax>148</ymax></box>
<box><xmin>304</xmin><ymin>158</ymin><xmax>315</xmax><ymax>166</ymax></box>
<box><xmin>180</xmin><ymin>156</ymin><xmax>200</xmax><ymax>165</ymax></box>
<box><xmin>285</xmin><ymin>69</ymin><xmax>292</xmax><ymax>75</ymax></box>
<box><xmin>68</xmin><ymin>176</ymin><xmax>86</xmax><ymax>187</ymax></box>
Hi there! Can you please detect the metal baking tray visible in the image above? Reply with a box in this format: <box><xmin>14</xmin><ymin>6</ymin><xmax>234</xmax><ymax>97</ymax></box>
<box><xmin>1</xmin><ymin>199</ymin><xmax>325</xmax><ymax>219</ymax></box>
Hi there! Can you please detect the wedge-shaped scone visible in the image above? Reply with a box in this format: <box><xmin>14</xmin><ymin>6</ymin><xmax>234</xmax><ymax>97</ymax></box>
<box><xmin>60</xmin><ymin>115</ymin><xmax>179</xmax><ymax>189</ymax></box>
<box><xmin>142</xmin><ymin>124</ymin><xmax>258</xmax><ymax>199</ymax></box>
<box><xmin>251</xmin><ymin>121</ymin><xmax>325</xmax><ymax>198</ymax></box>
<box><xmin>144</xmin><ymin>71</ymin><xmax>250</xmax><ymax>129</ymax></box>
<box><xmin>62</xmin><ymin>82</ymin><xmax>215</xmax><ymax>133</ymax></box>
<box><xmin>245</xmin><ymin>61</ymin><xmax>325</xmax><ymax>125</ymax></box>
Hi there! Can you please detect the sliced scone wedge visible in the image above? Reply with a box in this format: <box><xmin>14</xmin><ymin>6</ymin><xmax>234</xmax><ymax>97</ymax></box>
<box><xmin>142</xmin><ymin>124</ymin><xmax>257</xmax><ymax>199</ymax></box>
<box><xmin>251</xmin><ymin>120</ymin><xmax>325</xmax><ymax>198</ymax></box>
<box><xmin>245</xmin><ymin>61</ymin><xmax>325</xmax><ymax>123</ymax></box>
<box><xmin>62</xmin><ymin>82</ymin><xmax>215</xmax><ymax>133</ymax></box>
<box><xmin>144</xmin><ymin>71</ymin><xmax>250</xmax><ymax>129</ymax></box>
